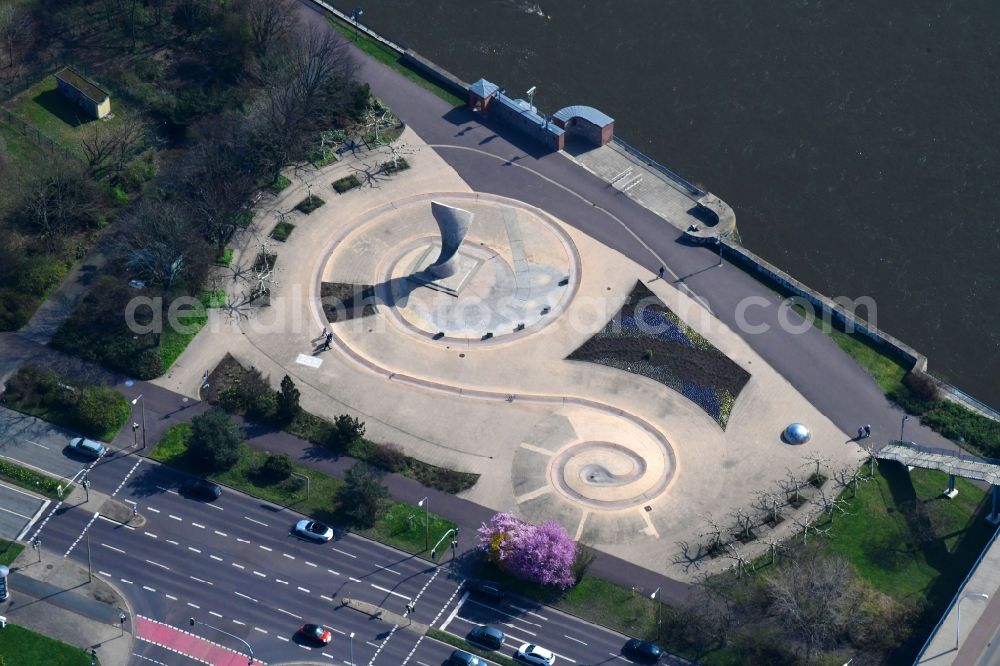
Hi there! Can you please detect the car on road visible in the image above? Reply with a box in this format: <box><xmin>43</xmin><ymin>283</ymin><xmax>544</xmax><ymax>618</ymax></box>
<box><xmin>515</xmin><ymin>643</ymin><xmax>556</xmax><ymax>665</ymax></box>
<box><xmin>448</xmin><ymin>649</ymin><xmax>482</xmax><ymax>666</ymax></box>
<box><xmin>181</xmin><ymin>478</ymin><xmax>222</xmax><ymax>502</ymax></box>
<box><xmin>293</xmin><ymin>519</ymin><xmax>334</xmax><ymax>542</ymax></box>
<box><xmin>623</xmin><ymin>638</ymin><xmax>663</xmax><ymax>663</ymax></box>
<box><xmin>468</xmin><ymin>625</ymin><xmax>505</xmax><ymax>650</ymax></box>
<box><xmin>66</xmin><ymin>437</ymin><xmax>106</xmax><ymax>460</ymax></box>
<box><xmin>468</xmin><ymin>579</ymin><xmax>504</xmax><ymax>602</ymax></box>
<box><xmin>298</xmin><ymin>623</ymin><xmax>332</xmax><ymax>645</ymax></box>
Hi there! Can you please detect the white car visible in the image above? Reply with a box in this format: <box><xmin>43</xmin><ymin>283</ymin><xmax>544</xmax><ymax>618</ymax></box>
<box><xmin>67</xmin><ymin>437</ymin><xmax>106</xmax><ymax>459</ymax></box>
<box><xmin>293</xmin><ymin>519</ymin><xmax>334</xmax><ymax>542</ymax></box>
<box><xmin>516</xmin><ymin>643</ymin><xmax>556</xmax><ymax>665</ymax></box>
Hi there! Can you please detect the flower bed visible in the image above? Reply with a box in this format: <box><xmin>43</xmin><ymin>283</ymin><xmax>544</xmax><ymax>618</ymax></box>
<box><xmin>332</xmin><ymin>174</ymin><xmax>361</xmax><ymax>193</ymax></box>
<box><xmin>568</xmin><ymin>281</ymin><xmax>749</xmax><ymax>428</ymax></box>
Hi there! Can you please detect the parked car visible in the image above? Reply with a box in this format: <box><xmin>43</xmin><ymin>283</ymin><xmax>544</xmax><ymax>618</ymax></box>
<box><xmin>468</xmin><ymin>579</ymin><xmax>505</xmax><ymax>602</ymax></box>
<box><xmin>623</xmin><ymin>638</ymin><xmax>663</xmax><ymax>663</ymax></box>
<box><xmin>298</xmin><ymin>623</ymin><xmax>332</xmax><ymax>645</ymax></box>
<box><xmin>181</xmin><ymin>479</ymin><xmax>222</xmax><ymax>502</ymax></box>
<box><xmin>515</xmin><ymin>643</ymin><xmax>556</xmax><ymax>665</ymax></box>
<box><xmin>468</xmin><ymin>624</ymin><xmax>505</xmax><ymax>650</ymax></box>
<box><xmin>67</xmin><ymin>437</ymin><xmax>106</xmax><ymax>460</ymax></box>
<box><xmin>448</xmin><ymin>649</ymin><xmax>482</xmax><ymax>666</ymax></box>
<box><xmin>292</xmin><ymin>519</ymin><xmax>334</xmax><ymax>542</ymax></box>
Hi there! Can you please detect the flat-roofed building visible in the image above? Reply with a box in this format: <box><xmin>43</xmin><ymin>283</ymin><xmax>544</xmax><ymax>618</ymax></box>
<box><xmin>55</xmin><ymin>67</ymin><xmax>111</xmax><ymax>119</ymax></box>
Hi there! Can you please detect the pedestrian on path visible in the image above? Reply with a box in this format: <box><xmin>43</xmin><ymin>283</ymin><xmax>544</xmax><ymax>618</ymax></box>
<box><xmin>864</xmin><ymin>424</ymin><xmax>872</xmax><ymax>438</ymax></box>
<box><xmin>858</xmin><ymin>426</ymin><xmax>866</xmax><ymax>439</ymax></box>
<box><xmin>324</xmin><ymin>332</ymin><xmax>333</xmax><ymax>350</ymax></box>
<box><xmin>658</xmin><ymin>266</ymin><xmax>665</xmax><ymax>279</ymax></box>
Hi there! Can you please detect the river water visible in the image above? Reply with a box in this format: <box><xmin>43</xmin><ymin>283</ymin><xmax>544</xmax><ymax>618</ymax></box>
<box><xmin>342</xmin><ymin>0</ymin><xmax>1000</xmax><ymax>408</ymax></box>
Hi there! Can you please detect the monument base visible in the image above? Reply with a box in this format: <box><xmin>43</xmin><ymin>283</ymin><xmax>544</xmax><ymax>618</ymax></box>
<box><xmin>406</xmin><ymin>245</ymin><xmax>484</xmax><ymax>297</ymax></box>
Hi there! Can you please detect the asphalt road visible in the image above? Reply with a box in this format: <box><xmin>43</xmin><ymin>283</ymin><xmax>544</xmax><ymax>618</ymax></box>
<box><xmin>0</xmin><ymin>405</ymin><xmax>91</xmax><ymax>481</ymax></box>
<box><xmin>25</xmin><ymin>441</ymin><xmax>673</xmax><ymax>665</ymax></box>
<box><xmin>0</xmin><ymin>482</ymin><xmax>48</xmax><ymax>541</ymax></box>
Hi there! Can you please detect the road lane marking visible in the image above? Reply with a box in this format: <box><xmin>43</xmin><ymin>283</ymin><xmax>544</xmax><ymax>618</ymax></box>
<box><xmin>235</xmin><ymin>592</ymin><xmax>257</xmax><ymax>603</ymax></box>
<box><xmin>332</xmin><ymin>547</ymin><xmax>356</xmax><ymax>558</ymax></box>
<box><xmin>155</xmin><ymin>485</ymin><xmax>179</xmax><ymax>495</ymax></box>
<box><xmin>206</xmin><ymin>504</ymin><xmax>224</xmax><ymax>511</ymax></box>
<box><xmin>349</xmin><ymin>577</ymin><xmax>362</xmax><ymax>583</ymax></box>
<box><xmin>370</xmin><ymin>583</ymin><xmax>411</xmax><ymax>600</ymax></box>
<box><xmin>112</xmin><ymin>458</ymin><xmax>142</xmax><ymax>497</ymax></box>
<box><xmin>189</xmin><ymin>576</ymin><xmax>213</xmax><ymax>586</ymax></box>
<box><xmin>282</xmin><ymin>553</ymin><xmax>294</xmax><ymax>559</ymax></box>
<box><xmin>328</xmin><ymin>627</ymin><xmax>346</xmax><ymax>636</ymax></box>
<box><xmin>188</xmin><ymin>547</ymin><xmax>201</xmax><ymax>554</ymax></box>
<box><xmin>320</xmin><ymin>595</ymin><xmax>334</xmax><ymax>602</ymax></box>
<box><xmin>146</xmin><ymin>507</ymin><xmax>160</xmax><ymax>514</ymax></box>
<box><xmin>214</xmin><ymin>530</ymin><xmax>227</xmax><ymax>537</ymax></box>
<box><xmin>165</xmin><ymin>594</ymin><xmax>177</xmax><ymax>601</ymax></box>
<box><xmin>277</xmin><ymin>636</ymin><xmax>289</xmax><ymax>642</ymax></box>
<box><xmin>166</xmin><ymin>539</ymin><xmax>179</xmax><ymax>546</ymax></box>
<box><xmin>244</xmin><ymin>517</ymin><xmax>268</xmax><ymax>527</ymax></box>
<box><xmin>232</xmin><ymin>620</ymin><xmax>245</xmax><ymax>626</ymax></box>
<box><xmin>438</xmin><ymin>591</ymin><xmax>469</xmax><ymax>632</ymax></box>
<box><xmin>232</xmin><ymin>563</ymin><xmax>245</xmax><ymax>570</ymax></box>
<box><xmin>0</xmin><ymin>505</ymin><xmax>32</xmax><ymax>521</ymax></box>
<box><xmin>209</xmin><ymin>611</ymin><xmax>222</xmax><ymax>618</ymax></box>
<box><xmin>564</xmin><ymin>634</ymin><xmax>587</xmax><ymax>645</ymax></box>
<box><xmin>192</xmin><ymin>523</ymin><xmax>205</xmax><ymax>529</ymax></box>
<box><xmin>98</xmin><ymin>571</ymin><xmax>111</xmax><ymax>577</ymax></box>
<box><xmin>237</xmin><ymin>538</ymin><xmax>251</xmax><ymax>544</ymax></box>
<box><xmin>254</xmin><ymin>627</ymin><xmax>267</xmax><ymax>634</ymax></box>
<box><xmin>466</xmin><ymin>599</ymin><xmax>543</xmax><ymax>627</ymax></box>
<box><xmin>145</xmin><ymin>559</ymin><xmax>170</xmax><ymax>571</ymax></box>
<box><xmin>121</xmin><ymin>579</ymin><xmax>133</xmax><ymax>585</ymax></box>
<box><xmin>277</xmin><ymin>608</ymin><xmax>302</xmax><ymax>619</ymax></box>
<box><xmin>168</xmin><ymin>514</ymin><xmax>182</xmax><ymax>521</ymax></box>
<box><xmin>276</xmin><ymin>579</ymin><xmax>288</xmax><ymax>585</ymax></box>
<box><xmin>14</xmin><ymin>497</ymin><xmax>50</xmax><ymax>542</ymax></box>
<box><xmin>305</xmin><ymin>561</ymin><xmax>317</xmax><ymax>567</ymax></box>
<box><xmin>253</xmin><ymin>571</ymin><xmax>266</xmax><ymax>577</ymax></box>
<box><xmin>142</xmin><ymin>586</ymin><xmax>156</xmax><ymax>592</ymax></box>
<box><xmin>210</xmin><ymin>555</ymin><xmax>223</xmax><ymax>561</ymax></box>
<box><xmin>327</xmin><ymin>569</ymin><xmax>340</xmax><ymax>576</ymax></box>
<box><xmin>509</xmin><ymin>604</ymin><xmax>549</xmax><ymax>621</ymax></box>
<box><xmin>102</xmin><ymin>543</ymin><xmax>126</xmax><ymax>554</ymax></box>
<box><xmin>187</xmin><ymin>603</ymin><xmax>200</xmax><ymax>609</ymax></box>
<box><xmin>297</xmin><ymin>586</ymin><xmax>310</xmax><ymax>593</ymax></box>
<box><xmin>23</xmin><ymin>439</ymin><xmax>49</xmax><ymax>449</ymax></box>
<box><xmin>259</xmin><ymin>545</ymin><xmax>272</xmax><ymax>552</ymax></box>
<box><xmin>144</xmin><ymin>532</ymin><xmax>157</xmax><ymax>539</ymax></box>
<box><xmin>374</xmin><ymin>563</ymin><xmax>400</xmax><ymax>576</ymax></box>
<box><xmin>64</xmin><ymin>512</ymin><xmax>100</xmax><ymax>557</ymax></box>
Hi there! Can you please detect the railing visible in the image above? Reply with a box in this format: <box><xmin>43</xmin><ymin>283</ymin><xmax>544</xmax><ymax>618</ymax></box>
<box><xmin>611</xmin><ymin>137</ymin><xmax>705</xmax><ymax>197</ymax></box>
<box><xmin>940</xmin><ymin>383</ymin><xmax>1000</xmax><ymax>424</ymax></box>
<box><xmin>881</xmin><ymin>440</ymin><xmax>1000</xmax><ymax>467</ymax></box>
<box><xmin>0</xmin><ymin>107</ymin><xmax>77</xmax><ymax>162</ymax></box>
<box><xmin>913</xmin><ymin>521</ymin><xmax>1000</xmax><ymax>664</ymax></box>
<box><xmin>310</xmin><ymin>0</ymin><xmax>408</xmax><ymax>55</ymax></box>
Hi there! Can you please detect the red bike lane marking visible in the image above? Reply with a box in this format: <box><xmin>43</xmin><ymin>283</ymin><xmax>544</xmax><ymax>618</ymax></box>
<box><xmin>136</xmin><ymin>615</ymin><xmax>266</xmax><ymax>665</ymax></box>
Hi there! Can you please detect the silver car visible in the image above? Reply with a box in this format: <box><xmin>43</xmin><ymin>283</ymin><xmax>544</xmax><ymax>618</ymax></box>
<box><xmin>293</xmin><ymin>519</ymin><xmax>334</xmax><ymax>542</ymax></box>
<box><xmin>516</xmin><ymin>643</ymin><xmax>556</xmax><ymax>665</ymax></box>
<box><xmin>67</xmin><ymin>437</ymin><xmax>106</xmax><ymax>459</ymax></box>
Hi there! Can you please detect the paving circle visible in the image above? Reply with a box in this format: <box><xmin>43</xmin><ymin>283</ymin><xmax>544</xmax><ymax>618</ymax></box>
<box><xmin>320</xmin><ymin>193</ymin><xmax>581</xmax><ymax>346</ymax></box>
<box><xmin>549</xmin><ymin>439</ymin><xmax>673</xmax><ymax>510</ymax></box>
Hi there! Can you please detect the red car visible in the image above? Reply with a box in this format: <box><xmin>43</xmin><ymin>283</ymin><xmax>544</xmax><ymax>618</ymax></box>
<box><xmin>299</xmin><ymin>624</ymin><xmax>332</xmax><ymax>645</ymax></box>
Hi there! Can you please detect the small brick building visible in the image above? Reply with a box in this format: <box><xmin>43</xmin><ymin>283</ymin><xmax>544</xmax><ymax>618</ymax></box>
<box><xmin>55</xmin><ymin>67</ymin><xmax>111</xmax><ymax>120</ymax></box>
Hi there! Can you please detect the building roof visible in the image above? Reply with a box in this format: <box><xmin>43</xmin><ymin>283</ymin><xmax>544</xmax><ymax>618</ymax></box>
<box><xmin>495</xmin><ymin>94</ymin><xmax>564</xmax><ymax>136</ymax></box>
<box><xmin>468</xmin><ymin>78</ymin><xmax>500</xmax><ymax>99</ymax></box>
<box><xmin>553</xmin><ymin>104</ymin><xmax>614</xmax><ymax>128</ymax></box>
<box><xmin>55</xmin><ymin>67</ymin><xmax>109</xmax><ymax>105</ymax></box>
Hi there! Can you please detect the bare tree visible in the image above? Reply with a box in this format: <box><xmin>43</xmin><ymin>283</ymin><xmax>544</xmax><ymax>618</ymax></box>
<box><xmin>833</xmin><ymin>464</ymin><xmax>867</xmax><ymax>499</ymax></box>
<box><xmin>80</xmin><ymin>116</ymin><xmax>147</xmax><ymax>178</ymax></box>
<box><xmin>724</xmin><ymin>543</ymin><xmax>753</xmax><ymax>579</ymax></box>
<box><xmin>0</xmin><ymin>3</ymin><xmax>31</xmax><ymax>70</ymax></box>
<box><xmin>243</xmin><ymin>0</ymin><xmax>297</xmax><ymax>62</ymax></box>
<box><xmin>729</xmin><ymin>507</ymin><xmax>754</xmax><ymax>542</ymax></box>
<box><xmin>753</xmin><ymin>490</ymin><xmax>783</xmax><ymax>525</ymax></box>
<box><xmin>16</xmin><ymin>160</ymin><xmax>101</xmax><ymax>248</ymax></box>
<box><xmin>815</xmin><ymin>488</ymin><xmax>850</xmax><ymax>524</ymax></box>
<box><xmin>801</xmin><ymin>453</ymin><xmax>831</xmax><ymax>486</ymax></box>
<box><xmin>700</xmin><ymin>513</ymin><xmax>725</xmax><ymax>555</ymax></box>
<box><xmin>761</xmin><ymin>535</ymin><xmax>786</xmax><ymax>566</ymax></box>
<box><xmin>777</xmin><ymin>468</ymin><xmax>804</xmax><ymax>506</ymax></box>
<box><xmin>114</xmin><ymin>199</ymin><xmax>211</xmax><ymax>291</ymax></box>
<box><xmin>764</xmin><ymin>549</ymin><xmax>858</xmax><ymax>660</ymax></box>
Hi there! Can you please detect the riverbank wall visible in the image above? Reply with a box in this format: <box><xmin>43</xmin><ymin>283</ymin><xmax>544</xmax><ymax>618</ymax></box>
<box><xmin>313</xmin><ymin>0</ymin><xmax>998</xmax><ymax>423</ymax></box>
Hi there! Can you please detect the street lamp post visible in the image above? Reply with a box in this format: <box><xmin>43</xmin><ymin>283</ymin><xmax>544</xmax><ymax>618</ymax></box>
<box><xmin>351</xmin><ymin>7</ymin><xmax>363</xmax><ymax>39</ymax></box>
<box><xmin>349</xmin><ymin>631</ymin><xmax>355</xmax><ymax>666</ymax></box>
<box><xmin>190</xmin><ymin>617</ymin><xmax>255</xmax><ymax>666</ymax></box>
<box><xmin>900</xmin><ymin>415</ymin><xmax>910</xmax><ymax>442</ymax></box>
<box><xmin>130</xmin><ymin>395</ymin><xmax>146</xmax><ymax>449</ymax></box>
<box><xmin>650</xmin><ymin>587</ymin><xmax>661</xmax><ymax>634</ymax></box>
<box><xmin>418</xmin><ymin>497</ymin><xmax>429</xmax><ymax>551</ymax></box>
<box><xmin>82</xmin><ymin>473</ymin><xmax>91</xmax><ymax>503</ymax></box>
<box><xmin>957</xmin><ymin>592</ymin><xmax>989</xmax><ymax>649</ymax></box>
<box><xmin>716</xmin><ymin>236</ymin><xmax>724</xmax><ymax>267</ymax></box>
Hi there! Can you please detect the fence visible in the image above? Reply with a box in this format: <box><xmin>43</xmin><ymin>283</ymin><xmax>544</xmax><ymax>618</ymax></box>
<box><xmin>612</xmin><ymin>137</ymin><xmax>706</xmax><ymax>197</ymax></box>
<box><xmin>0</xmin><ymin>107</ymin><xmax>77</xmax><ymax>162</ymax></box>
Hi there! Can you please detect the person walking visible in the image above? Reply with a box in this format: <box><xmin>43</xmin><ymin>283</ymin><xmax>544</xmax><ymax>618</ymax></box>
<box><xmin>864</xmin><ymin>424</ymin><xmax>872</xmax><ymax>438</ymax></box>
<box><xmin>658</xmin><ymin>266</ymin><xmax>665</xmax><ymax>279</ymax></box>
<box><xmin>324</xmin><ymin>332</ymin><xmax>333</xmax><ymax>350</ymax></box>
<box><xmin>858</xmin><ymin>426</ymin><xmax>866</xmax><ymax>440</ymax></box>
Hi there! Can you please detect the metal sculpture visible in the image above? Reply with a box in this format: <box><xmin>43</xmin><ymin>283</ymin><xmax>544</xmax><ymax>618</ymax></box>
<box><xmin>427</xmin><ymin>201</ymin><xmax>472</xmax><ymax>278</ymax></box>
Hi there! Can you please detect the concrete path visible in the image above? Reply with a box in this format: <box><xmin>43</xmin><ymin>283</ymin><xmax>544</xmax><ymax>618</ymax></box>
<box><xmin>17</xmin><ymin>252</ymin><xmax>105</xmax><ymax>346</ymax></box>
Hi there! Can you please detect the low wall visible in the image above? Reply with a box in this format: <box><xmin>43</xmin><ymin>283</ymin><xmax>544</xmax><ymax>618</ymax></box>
<box><xmin>400</xmin><ymin>51</ymin><xmax>468</xmax><ymax>98</ymax></box>
<box><xmin>720</xmin><ymin>240</ymin><xmax>927</xmax><ymax>373</ymax></box>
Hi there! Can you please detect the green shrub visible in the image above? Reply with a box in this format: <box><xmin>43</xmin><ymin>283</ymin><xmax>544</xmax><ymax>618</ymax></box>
<box><xmin>16</xmin><ymin>259</ymin><xmax>69</xmax><ymax>297</ymax></box>
<box><xmin>294</xmin><ymin>194</ymin><xmax>325</xmax><ymax>214</ymax></box>
<box><xmin>120</xmin><ymin>153</ymin><xmax>157</xmax><ymax>191</ymax></box>
<box><xmin>332</xmin><ymin>174</ymin><xmax>361</xmax><ymax>193</ymax></box>
<box><xmin>258</xmin><ymin>453</ymin><xmax>294</xmax><ymax>483</ymax></box>
<box><xmin>370</xmin><ymin>442</ymin><xmax>406</xmax><ymax>473</ymax></box>
<box><xmin>338</xmin><ymin>462</ymin><xmax>389</xmax><ymax>527</ymax></box>
<box><xmin>270</xmin><ymin>175</ymin><xmax>291</xmax><ymax>193</ymax></box>
<box><xmin>0</xmin><ymin>288</ymin><xmax>40</xmax><ymax>330</ymax></box>
<box><xmin>110</xmin><ymin>185</ymin><xmax>129</xmax><ymax>205</ymax></box>
<box><xmin>73</xmin><ymin>386</ymin><xmax>130</xmax><ymax>440</ymax></box>
<box><xmin>215</xmin><ymin>248</ymin><xmax>234</xmax><ymax>266</ymax></box>
<box><xmin>269</xmin><ymin>221</ymin><xmax>295</xmax><ymax>242</ymax></box>
<box><xmin>276</xmin><ymin>375</ymin><xmax>300</xmax><ymax>424</ymax></box>
<box><xmin>381</xmin><ymin>158</ymin><xmax>409</xmax><ymax>175</ymax></box>
<box><xmin>328</xmin><ymin>414</ymin><xmax>366</xmax><ymax>451</ymax></box>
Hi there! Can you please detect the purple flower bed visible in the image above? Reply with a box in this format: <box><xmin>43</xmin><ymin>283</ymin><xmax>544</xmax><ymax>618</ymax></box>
<box><xmin>568</xmin><ymin>281</ymin><xmax>749</xmax><ymax>429</ymax></box>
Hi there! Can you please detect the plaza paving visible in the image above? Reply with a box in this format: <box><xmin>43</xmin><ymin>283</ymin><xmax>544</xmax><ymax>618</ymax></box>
<box><xmin>155</xmin><ymin>126</ymin><xmax>864</xmax><ymax>579</ymax></box>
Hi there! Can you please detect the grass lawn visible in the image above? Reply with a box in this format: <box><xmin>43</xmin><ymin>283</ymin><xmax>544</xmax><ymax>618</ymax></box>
<box><xmin>0</xmin><ymin>458</ymin><xmax>69</xmax><ymax>499</ymax></box>
<box><xmin>199</xmin><ymin>290</ymin><xmax>226</xmax><ymax>308</ymax></box>
<box><xmin>823</xmin><ymin>463</ymin><xmax>994</xmax><ymax>604</ymax></box>
<box><xmin>0</xmin><ymin>623</ymin><xmax>97</xmax><ymax>665</ymax></box>
<box><xmin>326</xmin><ymin>18</ymin><xmax>465</xmax><ymax>108</ymax></box>
<box><xmin>0</xmin><ymin>538</ymin><xmax>24</xmax><ymax>566</ymax></box>
<box><xmin>151</xmin><ymin>424</ymin><xmax>455</xmax><ymax>556</ymax></box>
<box><xmin>157</xmin><ymin>311</ymin><xmax>208</xmax><ymax>372</ymax></box>
<box><xmin>269</xmin><ymin>220</ymin><xmax>296</xmax><ymax>242</ymax></box>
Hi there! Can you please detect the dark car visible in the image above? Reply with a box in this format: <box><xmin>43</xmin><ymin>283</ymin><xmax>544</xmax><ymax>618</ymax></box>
<box><xmin>468</xmin><ymin>624</ymin><xmax>505</xmax><ymax>650</ymax></box>
<box><xmin>468</xmin><ymin>579</ymin><xmax>504</xmax><ymax>601</ymax></box>
<box><xmin>298</xmin><ymin>623</ymin><xmax>332</xmax><ymax>645</ymax></box>
<box><xmin>181</xmin><ymin>479</ymin><xmax>222</xmax><ymax>502</ymax></box>
<box><xmin>448</xmin><ymin>649</ymin><xmax>482</xmax><ymax>666</ymax></box>
<box><xmin>623</xmin><ymin>638</ymin><xmax>663</xmax><ymax>663</ymax></box>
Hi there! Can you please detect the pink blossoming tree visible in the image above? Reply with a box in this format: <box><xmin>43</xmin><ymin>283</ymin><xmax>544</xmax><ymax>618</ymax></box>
<box><xmin>477</xmin><ymin>513</ymin><xmax>578</xmax><ymax>589</ymax></box>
